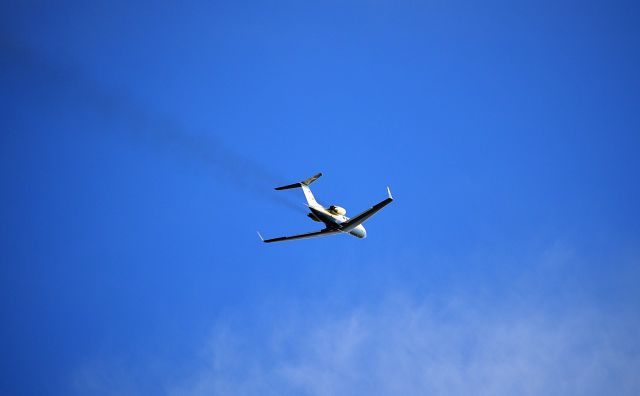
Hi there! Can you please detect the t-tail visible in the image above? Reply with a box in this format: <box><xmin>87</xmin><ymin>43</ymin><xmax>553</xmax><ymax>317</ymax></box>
<box><xmin>275</xmin><ymin>173</ymin><xmax>322</xmax><ymax>207</ymax></box>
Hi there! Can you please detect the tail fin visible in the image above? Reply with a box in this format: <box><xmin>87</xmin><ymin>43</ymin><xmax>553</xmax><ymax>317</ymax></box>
<box><xmin>274</xmin><ymin>173</ymin><xmax>322</xmax><ymax>207</ymax></box>
<box><xmin>274</xmin><ymin>173</ymin><xmax>322</xmax><ymax>190</ymax></box>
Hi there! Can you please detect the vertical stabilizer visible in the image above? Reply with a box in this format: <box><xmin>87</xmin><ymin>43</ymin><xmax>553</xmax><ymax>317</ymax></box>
<box><xmin>300</xmin><ymin>184</ymin><xmax>318</xmax><ymax>207</ymax></box>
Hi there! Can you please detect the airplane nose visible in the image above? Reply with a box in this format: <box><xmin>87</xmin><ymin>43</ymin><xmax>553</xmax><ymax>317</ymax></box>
<box><xmin>349</xmin><ymin>225</ymin><xmax>366</xmax><ymax>239</ymax></box>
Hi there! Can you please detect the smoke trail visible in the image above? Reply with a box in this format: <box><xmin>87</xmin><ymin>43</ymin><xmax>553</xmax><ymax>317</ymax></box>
<box><xmin>0</xmin><ymin>36</ymin><xmax>304</xmax><ymax>213</ymax></box>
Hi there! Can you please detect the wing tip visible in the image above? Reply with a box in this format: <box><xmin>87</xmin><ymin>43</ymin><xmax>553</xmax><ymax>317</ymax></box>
<box><xmin>257</xmin><ymin>231</ymin><xmax>265</xmax><ymax>242</ymax></box>
<box><xmin>387</xmin><ymin>186</ymin><xmax>393</xmax><ymax>200</ymax></box>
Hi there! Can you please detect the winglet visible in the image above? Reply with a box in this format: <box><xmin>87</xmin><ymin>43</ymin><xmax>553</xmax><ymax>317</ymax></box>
<box><xmin>257</xmin><ymin>231</ymin><xmax>264</xmax><ymax>242</ymax></box>
<box><xmin>387</xmin><ymin>186</ymin><xmax>393</xmax><ymax>200</ymax></box>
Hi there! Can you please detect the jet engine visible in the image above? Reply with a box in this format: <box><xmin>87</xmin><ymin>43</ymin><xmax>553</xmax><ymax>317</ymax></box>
<box><xmin>328</xmin><ymin>205</ymin><xmax>347</xmax><ymax>215</ymax></box>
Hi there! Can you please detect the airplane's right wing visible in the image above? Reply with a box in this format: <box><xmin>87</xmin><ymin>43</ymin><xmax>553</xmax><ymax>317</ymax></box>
<box><xmin>258</xmin><ymin>228</ymin><xmax>341</xmax><ymax>243</ymax></box>
<box><xmin>339</xmin><ymin>187</ymin><xmax>394</xmax><ymax>232</ymax></box>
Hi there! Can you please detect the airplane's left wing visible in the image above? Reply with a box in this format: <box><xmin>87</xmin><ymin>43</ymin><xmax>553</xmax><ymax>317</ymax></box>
<box><xmin>339</xmin><ymin>187</ymin><xmax>394</xmax><ymax>232</ymax></box>
<box><xmin>258</xmin><ymin>228</ymin><xmax>341</xmax><ymax>243</ymax></box>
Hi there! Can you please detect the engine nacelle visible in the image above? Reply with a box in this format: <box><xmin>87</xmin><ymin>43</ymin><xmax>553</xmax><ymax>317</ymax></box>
<box><xmin>328</xmin><ymin>205</ymin><xmax>347</xmax><ymax>215</ymax></box>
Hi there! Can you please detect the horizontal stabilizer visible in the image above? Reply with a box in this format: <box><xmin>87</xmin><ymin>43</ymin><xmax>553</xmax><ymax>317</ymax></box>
<box><xmin>274</xmin><ymin>182</ymin><xmax>302</xmax><ymax>191</ymax></box>
<box><xmin>275</xmin><ymin>173</ymin><xmax>322</xmax><ymax>190</ymax></box>
<box><xmin>301</xmin><ymin>173</ymin><xmax>322</xmax><ymax>186</ymax></box>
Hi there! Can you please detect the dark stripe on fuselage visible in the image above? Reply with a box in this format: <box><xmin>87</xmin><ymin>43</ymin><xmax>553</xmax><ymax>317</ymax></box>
<box><xmin>309</xmin><ymin>206</ymin><xmax>365</xmax><ymax>238</ymax></box>
<box><xmin>309</xmin><ymin>206</ymin><xmax>344</xmax><ymax>229</ymax></box>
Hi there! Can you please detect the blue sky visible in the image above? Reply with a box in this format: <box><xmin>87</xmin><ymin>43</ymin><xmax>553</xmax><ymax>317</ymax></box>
<box><xmin>1</xmin><ymin>1</ymin><xmax>639</xmax><ymax>395</ymax></box>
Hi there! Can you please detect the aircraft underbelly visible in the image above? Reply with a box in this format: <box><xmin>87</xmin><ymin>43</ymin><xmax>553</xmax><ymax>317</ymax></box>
<box><xmin>309</xmin><ymin>207</ymin><xmax>365</xmax><ymax>238</ymax></box>
<box><xmin>310</xmin><ymin>207</ymin><xmax>343</xmax><ymax>228</ymax></box>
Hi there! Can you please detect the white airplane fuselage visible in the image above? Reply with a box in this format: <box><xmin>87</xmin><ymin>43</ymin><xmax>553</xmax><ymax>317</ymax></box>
<box><xmin>308</xmin><ymin>204</ymin><xmax>367</xmax><ymax>239</ymax></box>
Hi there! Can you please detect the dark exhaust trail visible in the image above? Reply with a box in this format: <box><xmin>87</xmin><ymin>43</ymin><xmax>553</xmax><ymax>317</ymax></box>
<box><xmin>1</xmin><ymin>37</ymin><xmax>304</xmax><ymax>213</ymax></box>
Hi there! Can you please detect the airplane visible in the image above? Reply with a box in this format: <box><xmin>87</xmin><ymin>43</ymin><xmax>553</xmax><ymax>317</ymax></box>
<box><xmin>258</xmin><ymin>173</ymin><xmax>393</xmax><ymax>243</ymax></box>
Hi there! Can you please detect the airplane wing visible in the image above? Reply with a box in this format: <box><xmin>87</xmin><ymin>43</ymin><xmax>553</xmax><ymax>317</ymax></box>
<box><xmin>339</xmin><ymin>187</ymin><xmax>394</xmax><ymax>232</ymax></box>
<box><xmin>258</xmin><ymin>228</ymin><xmax>341</xmax><ymax>243</ymax></box>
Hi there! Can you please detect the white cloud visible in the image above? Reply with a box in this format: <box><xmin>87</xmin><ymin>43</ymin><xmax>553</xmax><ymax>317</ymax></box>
<box><xmin>167</xmin><ymin>295</ymin><xmax>640</xmax><ymax>396</ymax></box>
<box><xmin>73</xmin><ymin>245</ymin><xmax>640</xmax><ymax>396</ymax></box>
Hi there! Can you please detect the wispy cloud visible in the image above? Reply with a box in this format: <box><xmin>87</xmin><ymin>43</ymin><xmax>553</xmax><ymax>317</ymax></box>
<box><xmin>71</xmin><ymin>245</ymin><xmax>640</xmax><ymax>396</ymax></box>
<box><xmin>166</xmin><ymin>297</ymin><xmax>639</xmax><ymax>396</ymax></box>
